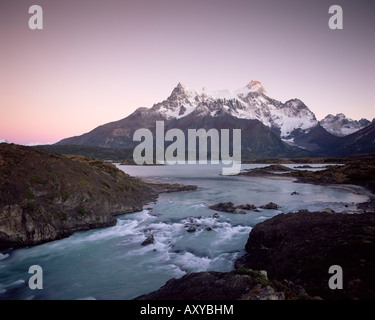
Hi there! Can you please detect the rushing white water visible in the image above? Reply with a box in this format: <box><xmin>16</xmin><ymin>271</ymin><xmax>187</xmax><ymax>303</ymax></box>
<box><xmin>0</xmin><ymin>164</ymin><xmax>369</xmax><ymax>300</ymax></box>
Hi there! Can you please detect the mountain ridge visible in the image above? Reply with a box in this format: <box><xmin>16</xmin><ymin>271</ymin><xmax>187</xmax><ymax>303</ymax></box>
<box><xmin>150</xmin><ymin>81</ymin><xmax>319</xmax><ymax>140</ymax></box>
<box><xmin>56</xmin><ymin>81</ymin><xmax>374</xmax><ymax>158</ymax></box>
<box><xmin>320</xmin><ymin>113</ymin><xmax>371</xmax><ymax>137</ymax></box>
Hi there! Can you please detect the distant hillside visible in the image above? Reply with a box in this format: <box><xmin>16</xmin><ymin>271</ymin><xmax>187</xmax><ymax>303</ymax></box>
<box><xmin>327</xmin><ymin>123</ymin><xmax>375</xmax><ymax>156</ymax></box>
<box><xmin>289</xmin><ymin>123</ymin><xmax>375</xmax><ymax>156</ymax></box>
<box><xmin>34</xmin><ymin>144</ymin><xmax>134</xmax><ymax>161</ymax></box>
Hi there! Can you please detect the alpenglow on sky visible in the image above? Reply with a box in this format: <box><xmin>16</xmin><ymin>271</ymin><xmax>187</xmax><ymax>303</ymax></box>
<box><xmin>0</xmin><ymin>0</ymin><xmax>374</xmax><ymax>145</ymax></box>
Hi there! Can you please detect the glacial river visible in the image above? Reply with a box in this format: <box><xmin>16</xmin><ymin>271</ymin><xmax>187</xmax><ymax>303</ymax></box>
<box><xmin>0</xmin><ymin>164</ymin><xmax>369</xmax><ymax>300</ymax></box>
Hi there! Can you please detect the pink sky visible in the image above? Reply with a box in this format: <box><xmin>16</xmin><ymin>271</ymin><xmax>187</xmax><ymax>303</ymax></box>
<box><xmin>1</xmin><ymin>0</ymin><xmax>374</xmax><ymax>145</ymax></box>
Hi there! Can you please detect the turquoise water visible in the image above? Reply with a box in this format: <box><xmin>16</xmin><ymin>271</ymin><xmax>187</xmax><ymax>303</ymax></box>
<box><xmin>0</xmin><ymin>164</ymin><xmax>369</xmax><ymax>300</ymax></box>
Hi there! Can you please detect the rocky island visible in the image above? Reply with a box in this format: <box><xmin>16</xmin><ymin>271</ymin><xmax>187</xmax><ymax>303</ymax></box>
<box><xmin>0</xmin><ymin>143</ymin><xmax>196</xmax><ymax>249</ymax></box>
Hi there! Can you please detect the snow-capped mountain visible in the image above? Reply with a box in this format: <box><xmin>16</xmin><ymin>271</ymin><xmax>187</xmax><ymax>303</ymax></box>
<box><xmin>320</xmin><ymin>113</ymin><xmax>371</xmax><ymax>137</ymax></box>
<box><xmin>56</xmin><ymin>81</ymin><xmax>374</xmax><ymax>157</ymax></box>
<box><xmin>151</xmin><ymin>81</ymin><xmax>318</xmax><ymax>139</ymax></box>
<box><xmin>57</xmin><ymin>81</ymin><xmax>317</xmax><ymax>158</ymax></box>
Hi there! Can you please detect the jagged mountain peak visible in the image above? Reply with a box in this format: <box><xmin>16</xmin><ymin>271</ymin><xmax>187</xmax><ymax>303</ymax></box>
<box><xmin>320</xmin><ymin>113</ymin><xmax>371</xmax><ymax>136</ymax></box>
<box><xmin>246</xmin><ymin>80</ymin><xmax>266</xmax><ymax>94</ymax></box>
<box><xmin>324</xmin><ymin>113</ymin><xmax>346</xmax><ymax>121</ymax></box>
<box><xmin>170</xmin><ymin>82</ymin><xmax>196</xmax><ymax>97</ymax></box>
<box><xmin>175</xmin><ymin>82</ymin><xmax>191</xmax><ymax>92</ymax></box>
<box><xmin>171</xmin><ymin>80</ymin><xmax>266</xmax><ymax>101</ymax></box>
<box><xmin>153</xmin><ymin>81</ymin><xmax>319</xmax><ymax>138</ymax></box>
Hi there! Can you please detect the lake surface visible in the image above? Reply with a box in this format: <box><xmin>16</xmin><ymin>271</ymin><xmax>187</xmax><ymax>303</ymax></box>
<box><xmin>0</xmin><ymin>163</ymin><xmax>369</xmax><ymax>300</ymax></box>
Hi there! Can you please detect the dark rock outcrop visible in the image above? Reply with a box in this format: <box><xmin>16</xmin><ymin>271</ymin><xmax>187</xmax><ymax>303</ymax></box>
<box><xmin>0</xmin><ymin>143</ymin><xmax>196</xmax><ymax>249</ymax></box>
<box><xmin>260</xmin><ymin>202</ymin><xmax>280</xmax><ymax>210</ymax></box>
<box><xmin>134</xmin><ymin>270</ymin><xmax>290</xmax><ymax>300</ymax></box>
<box><xmin>208</xmin><ymin>202</ymin><xmax>255</xmax><ymax>214</ymax></box>
<box><xmin>235</xmin><ymin>211</ymin><xmax>375</xmax><ymax>300</ymax></box>
<box><xmin>186</xmin><ymin>226</ymin><xmax>196</xmax><ymax>233</ymax></box>
<box><xmin>261</xmin><ymin>164</ymin><xmax>292</xmax><ymax>172</ymax></box>
<box><xmin>238</xmin><ymin>203</ymin><xmax>257</xmax><ymax>210</ymax></box>
<box><xmin>141</xmin><ymin>234</ymin><xmax>155</xmax><ymax>246</ymax></box>
<box><xmin>209</xmin><ymin>202</ymin><xmax>237</xmax><ymax>213</ymax></box>
<box><xmin>238</xmin><ymin>165</ymin><xmax>292</xmax><ymax>177</ymax></box>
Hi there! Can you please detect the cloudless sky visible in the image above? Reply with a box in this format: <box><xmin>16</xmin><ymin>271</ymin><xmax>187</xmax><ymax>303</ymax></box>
<box><xmin>1</xmin><ymin>0</ymin><xmax>374</xmax><ymax>144</ymax></box>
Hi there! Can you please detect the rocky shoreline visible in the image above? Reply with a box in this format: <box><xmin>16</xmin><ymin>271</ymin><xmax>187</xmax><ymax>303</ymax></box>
<box><xmin>236</xmin><ymin>211</ymin><xmax>375</xmax><ymax>300</ymax></box>
<box><xmin>2</xmin><ymin>143</ymin><xmax>375</xmax><ymax>299</ymax></box>
<box><xmin>0</xmin><ymin>143</ymin><xmax>197</xmax><ymax>249</ymax></box>
<box><xmin>239</xmin><ymin>155</ymin><xmax>375</xmax><ymax>197</ymax></box>
<box><xmin>135</xmin><ymin>269</ymin><xmax>307</xmax><ymax>300</ymax></box>
<box><xmin>134</xmin><ymin>157</ymin><xmax>375</xmax><ymax>300</ymax></box>
<box><xmin>135</xmin><ymin>209</ymin><xmax>375</xmax><ymax>300</ymax></box>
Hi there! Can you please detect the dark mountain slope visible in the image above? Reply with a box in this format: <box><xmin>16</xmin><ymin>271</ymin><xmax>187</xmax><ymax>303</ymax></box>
<box><xmin>328</xmin><ymin>123</ymin><xmax>375</xmax><ymax>156</ymax></box>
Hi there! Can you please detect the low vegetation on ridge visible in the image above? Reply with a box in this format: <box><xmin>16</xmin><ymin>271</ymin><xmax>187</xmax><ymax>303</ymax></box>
<box><xmin>0</xmin><ymin>143</ymin><xmax>196</xmax><ymax>249</ymax></box>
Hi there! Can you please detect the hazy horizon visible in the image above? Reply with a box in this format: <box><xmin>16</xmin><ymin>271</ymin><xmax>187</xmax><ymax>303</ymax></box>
<box><xmin>1</xmin><ymin>0</ymin><xmax>374</xmax><ymax>145</ymax></box>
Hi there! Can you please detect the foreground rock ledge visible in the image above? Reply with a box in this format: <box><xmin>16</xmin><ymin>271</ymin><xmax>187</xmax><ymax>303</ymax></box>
<box><xmin>134</xmin><ymin>270</ymin><xmax>302</xmax><ymax>300</ymax></box>
<box><xmin>135</xmin><ymin>210</ymin><xmax>375</xmax><ymax>300</ymax></box>
<box><xmin>236</xmin><ymin>211</ymin><xmax>375</xmax><ymax>300</ymax></box>
<box><xmin>0</xmin><ymin>143</ymin><xmax>196</xmax><ymax>249</ymax></box>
